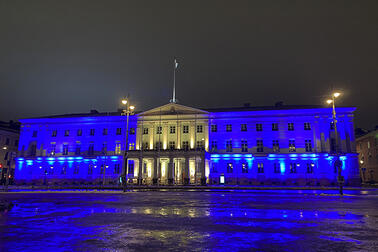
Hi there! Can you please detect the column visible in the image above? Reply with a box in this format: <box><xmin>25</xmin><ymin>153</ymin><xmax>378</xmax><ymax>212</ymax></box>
<box><xmin>153</xmin><ymin>157</ymin><xmax>158</xmax><ymax>185</ymax></box>
<box><xmin>138</xmin><ymin>157</ymin><xmax>143</xmax><ymax>185</ymax></box>
<box><xmin>183</xmin><ymin>157</ymin><xmax>190</xmax><ymax>185</ymax></box>
<box><xmin>200</xmin><ymin>156</ymin><xmax>206</xmax><ymax>185</ymax></box>
<box><xmin>168</xmin><ymin>157</ymin><xmax>174</xmax><ymax>185</ymax></box>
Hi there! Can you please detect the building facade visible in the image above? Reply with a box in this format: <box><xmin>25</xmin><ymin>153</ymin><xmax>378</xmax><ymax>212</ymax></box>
<box><xmin>356</xmin><ymin>129</ymin><xmax>378</xmax><ymax>183</ymax></box>
<box><xmin>15</xmin><ymin>103</ymin><xmax>360</xmax><ymax>186</ymax></box>
<box><xmin>0</xmin><ymin>121</ymin><xmax>20</xmax><ymax>184</ymax></box>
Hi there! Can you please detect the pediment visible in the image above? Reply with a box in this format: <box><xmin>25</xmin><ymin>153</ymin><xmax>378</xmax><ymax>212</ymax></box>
<box><xmin>138</xmin><ymin>103</ymin><xmax>208</xmax><ymax>116</ymax></box>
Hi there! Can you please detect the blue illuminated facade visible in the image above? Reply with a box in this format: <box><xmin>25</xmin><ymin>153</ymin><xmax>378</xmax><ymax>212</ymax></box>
<box><xmin>15</xmin><ymin>104</ymin><xmax>360</xmax><ymax>186</ymax></box>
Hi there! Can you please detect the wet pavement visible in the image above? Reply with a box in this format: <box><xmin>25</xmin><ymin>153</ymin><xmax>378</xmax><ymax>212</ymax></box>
<box><xmin>0</xmin><ymin>189</ymin><xmax>377</xmax><ymax>251</ymax></box>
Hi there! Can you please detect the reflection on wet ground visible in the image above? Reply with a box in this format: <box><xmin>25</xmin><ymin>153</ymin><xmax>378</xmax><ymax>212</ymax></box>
<box><xmin>0</xmin><ymin>190</ymin><xmax>377</xmax><ymax>251</ymax></box>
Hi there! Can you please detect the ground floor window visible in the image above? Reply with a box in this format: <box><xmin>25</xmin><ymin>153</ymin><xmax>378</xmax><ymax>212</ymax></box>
<box><xmin>114</xmin><ymin>164</ymin><xmax>120</xmax><ymax>174</ymax></box>
<box><xmin>258</xmin><ymin>163</ymin><xmax>264</xmax><ymax>173</ymax></box>
<box><xmin>274</xmin><ymin>163</ymin><xmax>280</xmax><ymax>173</ymax></box>
<box><xmin>227</xmin><ymin>163</ymin><xmax>233</xmax><ymax>173</ymax></box>
<box><xmin>242</xmin><ymin>163</ymin><xmax>248</xmax><ymax>173</ymax></box>
<box><xmin>290</xmin><ymin>163</ymin><xmax>297</xmax><ymax>173</ymax></box>
<box><xmin>307</xmin><ymin>163</ymin><xmax>314</xmax><ymax>174</ymax></box>
<box><xmin>128</xmin><ymin>161</ymin><xmax>134</xmax><ymax>175</ymax></box>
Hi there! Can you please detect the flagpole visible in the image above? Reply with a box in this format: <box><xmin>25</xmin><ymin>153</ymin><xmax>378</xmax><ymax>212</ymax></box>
<box><xmin>173</xmin><ymin>58</ymin><xmax>176</xmax><ymax>103</ymax></box>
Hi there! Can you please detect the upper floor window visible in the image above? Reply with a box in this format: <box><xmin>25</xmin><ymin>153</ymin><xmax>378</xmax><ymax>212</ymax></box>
<box><xmin>272</xmin><ymin>123</ymin><xmax>278</xmax><ymax>131</ymax></box>
<box><xmin>77</xmin><ymin>129</ymin><xmax>82</xmax><ymax>136</ymax></box>
<box><xmin>196</xmin><ymin>140</ymin><xmax>205</xmax><ymax>150</ymax></box>
<box><xmin>103</xmin><ymin>128</ymin><xmax>108</xmax><ymax>135</ymax></box>
<box><xmin>102</xmin><ymin>142</ymin><xmax>107</xmax><ymax>154</ymax></box>
<box><xmin>50</xmin><ymin>143</ymin><xmax>56</xmax><ymax>156</ymax></box>
<box><xmin>226</xmin><ymin>140</ymin><xmax>233</xmax><ymax>152</ymax></box>
<box><xmin>273</xmin><ymin>140</ymin><xmax>280</xmax><ymax>152</ymax></box>
<box><xmin>196</xmin><ymin>125</ymin><xmax>203</xmax><ymax>133</ymax></box>
<box><xmin>211</xmin><ymin>141</ymin><xmax>217</xmax><ymax>152</ymax></box>
<box><xmin>182</xmin><ymin>141</ymin><xmax>189</xmax><ymax>150</ymax></box>
<box><xmin>32</xmin><ymin>130</ymin><xmax>38</xmax><ymax>137</ymax></box>
<box><xmin>155</xmin><ymin>142</ymin><xmax>162</xmax><ymax>150</ymax></box>
<box><xmin>170</xmin><ymin>126</ymin><xmax>176</xmax><ymax>134</ymax></box>
<box><xmin>183</xmin><ymin>125</ymin><xmax>189</xmax><ymax>134</ymax></box>
<box><xmin>143</xmin><ymin>127</ymin><xmax>149</xmax><ymax>135</ymax></box>
<box><xmin>289</xmin><ymin>140</ymin><xmax>296</xmax><ymax>152</ymax></box>
<box><xmin>257</xmin><ymin>163</ymin><xmax>264</xmax><ymax>173</ymax></box>
<box><xmin>256</xmin><ymin>124</ymin><xmax>263</xmax><ymax>131</ymax></box>
<box><xmin>52</xmin><ymin>130</ymin><xmax>57</xmax><ymax>137</ymax></box>
<box><xmin>116</xmin><ymin>128</ymin><xmax>122</xmax><ymax>135</ymax></box>
<box><xmin>226</xmin><ymin>124</ymin><xmax>232</xmax><ymax>132</ymax></box>
<box><xmin>304</xmin><ymin>122</ymin><xmax>311</xmax><ymax>130</ymax></box>
<box><xmin>241</xmin><ymin>140</ymin><xmax>248</xmax><ymax>152</ymax></box>
<box><xmin>241</xmin><ymin>124</ymin><xmax>247</xmax><ymax>132</ymax></box>
<box><xmin>129</xmin><ymin>143</ymin><xmax>135</xmax><ymax>150</ymax></box>
<box><xmin>129</xmin><ymin>128</ymin><xmax>135</xmax><ymax>135</ymax></box>
<box><xmin>288</xmin><ymin>123</ymin><xmax>294</xmax><ymax>131</ymax></box>
<box><xmin>64</xmin><ymin>130</ymin><xmax>70</xmax><ymax>137</ymax></box>
<box><xmin>142</xmin><ymin>142</ymin><xmax>149</xmax><ymax>150</ymax></box>
<box><xmin>75</xmin><ymin>143</ymin><xmax>81</xmax><ymax>155</ymax></box>
<box><xmin>305</xmin><ymin>140</ymin><xmax>312</xmax><ymax>152</ymax></box>
<box><xmin>211</xmin><ymin>124</ymin><xmax>217</xmax><ymax>132</ymax></box>
<box><xmin>156</xmin><ymin>126</ymin><xmax>162</xmax><ymax>134</ymax></box>
<box><xmin>169</xmin><ymin>141</ymin><xmax>175</xmax><ymax>150</ymax></box>
<box><xmin>90</xmin><ymin>129</ymin><xmax>95</xmax><ymax>136</ymax></box>
<box><xmin>242</xmin><ymin>163</ymin><xmax>248</xmax><ymax>173</ymax></box>
<box><xmin>115</xmin><ymin>142</ymin><xmax>121</xmax><ymax>154</ymax></box>
<box><xmin>88</xmin><ymin>143</ymin><xmax>94</xmax><ymax>155</ymax></box>
<box><xmin>257</xmin><ymin>140</ymin><xmax>263</xmax><ymax>152</ymax></box>
<box><xmin>227</xmin><ymin>163</ymin><xmax>233</xmax><ymax>173</ymax></box>
<box><xmin>62</xmin><ymin>144</ymin><xmax>68</xmax><ymax>155</ymax></box>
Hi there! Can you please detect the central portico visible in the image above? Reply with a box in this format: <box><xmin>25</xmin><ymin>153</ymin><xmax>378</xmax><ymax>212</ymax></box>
<box><xmin>126</xmin><ymin>103</ymin><xmax>210</xmax><ymax>185</ymax></box>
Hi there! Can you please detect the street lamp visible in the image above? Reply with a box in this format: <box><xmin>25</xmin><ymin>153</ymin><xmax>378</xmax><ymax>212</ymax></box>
<box><xmin>326</xmin><ymin>92</ymin><xmax>343</xmax><ymax>195</ymax></box>
<box><xmin>121</xmin><ymin>97</ymin><xmax>135</xmax><ymax>192</ymax></box>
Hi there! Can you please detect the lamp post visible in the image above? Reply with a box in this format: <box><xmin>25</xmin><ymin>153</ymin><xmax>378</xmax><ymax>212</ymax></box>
<box><xmin>121</xmin><ymin>98</ymin><xmax>135</xmax><ymax>192</ymax></box>
<box><xmin>326</xmin><ymin>92</ymin><xmax>343</xmax><ymax>195</ymax></box>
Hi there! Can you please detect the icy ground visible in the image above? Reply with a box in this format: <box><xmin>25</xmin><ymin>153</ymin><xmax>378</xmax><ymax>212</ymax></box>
<box><xmin>0</xmin><ymin>189</ymin><xmax>377</xmax><ymax>251</ymax></box>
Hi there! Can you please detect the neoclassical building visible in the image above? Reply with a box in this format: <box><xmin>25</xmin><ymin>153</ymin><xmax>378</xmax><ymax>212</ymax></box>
<box><xmin>15</xmin><ymin>102</ymin><xmax>360</xmax><ymax>186</ymax></box>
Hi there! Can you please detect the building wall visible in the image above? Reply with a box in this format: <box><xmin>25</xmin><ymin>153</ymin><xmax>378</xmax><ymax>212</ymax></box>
<box><xmin>14</xmin><ymin>105</ymin><xmax>360</xmax><ymax>186</ymax></box>
<box><xmin>0</xmin><ymin>127</ymin><xmax>19</xmax><ymax>183</ymax></box>
<box><xmin>356</xmin><ymin>130</ymin><xmax>378</xmax><ymax>183</ymax></box>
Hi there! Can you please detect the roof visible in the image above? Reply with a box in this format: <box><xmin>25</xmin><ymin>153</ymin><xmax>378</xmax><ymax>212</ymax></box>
<box><xmin>203</xmin><ymin>104</ymin><xmax>328</xmax><ymax>112</ymax></box>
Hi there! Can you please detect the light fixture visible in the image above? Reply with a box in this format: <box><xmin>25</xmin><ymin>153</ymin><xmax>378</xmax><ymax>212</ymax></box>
<box><xmin>121</xmin><ymin>99</ymin><xmax>127</xmax><ymax>105</ymax></box>
<box><xmin>326</xmin><ymin>99</ymin><xmax>333</xmax><ymax>104</ymax></box>
<box><xmin>333</xmin><ymin>92</ymin><xmax>341</xmax><ymax>98</ymax></box>
<box><xmin>129</xmin><ymin>105</ymin><xmax>135</xmax><ymax>110</ymax></box>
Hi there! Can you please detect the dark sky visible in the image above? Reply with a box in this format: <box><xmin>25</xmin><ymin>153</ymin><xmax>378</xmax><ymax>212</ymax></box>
<box><xmin>0</xmin><ymin>0</ymin><xmax>377</xmax><ymax>129</ymax></box>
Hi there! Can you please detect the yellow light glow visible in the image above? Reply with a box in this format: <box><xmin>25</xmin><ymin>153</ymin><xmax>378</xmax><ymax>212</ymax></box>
<box><xmin>121</xmin><ymin>99</ymin><xmax>127</xmax><ymax>105</ymax></box>
<box><xmin>326</xmin><ymin>99</ymin><xmax>333</xmax><ymax>104</ymax></box>
<box><xmin>333</xmin><ymin>92</ymin><xmax>341</xmax><ymax>98</ymax></box>
<box><xmin>130</xmin><ymin>105</ymin><xmax>135</xmax><ymax>110</ymax></box>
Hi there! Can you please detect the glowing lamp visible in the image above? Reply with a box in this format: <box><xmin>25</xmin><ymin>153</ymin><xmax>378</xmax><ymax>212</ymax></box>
<box><xmin>121</xmin><ymin>99</ymin><xmax>127</xmax><ymax>105</ymax></box>
<box><xmin>326</xmin><ymin>100</ymin><xmax>333</xmax><ymax>104</ymax></box>
<box><xmin>333</xmin><ymin>92</ymin><xmax>341</xmax><ymax>98</ymax></box>
<box><xmin>130</xmin><ymin>105</ymin><xmax>135</xmax><ymax>110</ymax></box>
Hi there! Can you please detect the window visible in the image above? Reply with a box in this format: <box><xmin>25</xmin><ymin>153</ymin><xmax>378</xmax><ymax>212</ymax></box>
<box><xmin>115</xmin><ymin>143</ymin><xmax>121</xmax><ymax>154</ymax></box>
<box><xmin>88</xmin><ymin>143</ymin><xmax>94</xmax><ymax>155</ymax></box>
<box><xmin>183</xmin><ymin>125</ymin><xmax>189</xmax><ymax>134</ymax></box>
<box><xmin>274</xmin><ymin>163</ymin><xmax>280</xmax><ymax>173</ymax></box>
<box><xmin>182</xmin><ymin>141</ymin><xmax>189</xmax><ymax>150</ymax></box>
<box><xmin>307</xmin><ymin>163</ymin><xmax>314</xmax><ymax>174</ymax></box>
<box><xmin>103</xmin><ymin>128</ymin><xmax>108</xmax><ymax>135</ymax></box>
<box><xmin>257</xmin><ymin>163</ymin><xmax>264</xmax><ymax>173</ymax></box>
<box><xmin>242</xmin><ymin>163</ymin><xmax>248</xmax><ymax>173</ymax></box>
<box><xmin>211</xmin><ymin>141</ymin><xmax>217</xmax><ymax>152</ymax></box>
<box><xmin>74</xmin><ymin>165</ymin><xmax>79</xmax><ymax>174</ymax></box>
<box><xmin>61</xmin><ymin>166</ymin><xmax>67</xmax><ymax>175</ymax></box>
<box><xmin>155</xmin><ymin>142</ymin><xmax>162</xmax><ymax>150</ymax></box>
<box><xmin>129</xmin><ymin>143</ymin><xmax>135</xmax><ymax>150</ymax></box>
<box><xmin>90</xmin><ymin>129</ymin><xmax>95</xmax><ymax>136</ymax></box>
<box><xmin>32</xmin><ymin>130</ymin><xmax>38</xmax><ymax>137</ymax></box>
<box><xmin>129</xmin><ymin>128</ymin><xmax>135</xmax><ymax>135</ymax></box>
<box><xmin>64</xmin><ymin>130</ymin><xmax>70</xmax><ymax>136</ymax></box>
<box><xmin>257</xmin><ymin>140</ymin><xmax>263</xmax><ymax>152</ymax></box>
<box><xmin>196</xmin><ymin>125</ymin><xmax>203</xmax><ymax>133</ymax></box>
<box><xmin>273</xmin><ymin>140</ymin><xmax>280</xmax><ymax>152</ymax></box>
<box><xmin>211</xmin><ymin>125</ymin><xmax>217</xmax><ymax>132</ymax></box>
<box><xmin>227</xmin><ymin>163</ymin><xmax>233</xmax><ymax>173</ymax></box>
<box><xmin>128</xmin><ymin>160</ymin><xmax>134</xmax><ymax>174</ymax></box>
<box><xmin>170</xmin><ymin>126</ymin><xmax>176</xmax><ymax>134</ymax></box>
<box><xmin>330</xmin><ymin>138</ymin><xmax>336</xmax><ymax>153</ymax></box>
<box><xmin>62</xmin><ymin>144</ymin><xmax>68</xmax><ymax>155</ymax></box>
<box><xmin>226</xmin><ymin>140</ymin><xmax>233</xmax><ymax>152</ymax></box>
<box><xmin>241</xmin><ymin>140</ymin><xmax>248</xmax><ymax>152</ymax></box>
<box><xmin>77</xmin><ymin>129</ymin><xmax>82</xmax><ymax>136</ymax></box>
<box><xmin>100</xmin><ymin>164</ymin><xmax>106</xmax><ymax>174</ymax></box>
<box><xmin>143</xmin><ymin>127</ymin><xmax>149</xmax><ymax>135</ymax></box>
<box><xmin>75</xmin><ymin>144</ymin><xmax>81</xmax><ymax>155</ymax></box>
<box><xmin>304</xmin><ymin>122</ymin><xmax>311</xmax><ymax>130</ymax></box>
<box><xmin>169</xmin><ymin>141</ymin><xmax>175</xmax><ymax>150</ymax></box>
<box><xmin>305</xmin><ymin>140</ymin><xmax>312</xmax><ymax>152</ymax></box>
<box><xmin>50</xmin><ymin>143</ymin><xmax>56</xmax><ymax>156</ymax></box>
<box><xmin>288</xmin><ymin>123</ymin><xmax>294</xmax><ymax>131</ymax></box>
<box><xmin>156</xmin><ymin>126</ymin><xmax>162</xmax><ymax>134</ymax></box>
<box><xmin>116</xmin><ymin>128</ymin><xmax>122</xmax><ymax>135</ymax></box>
<box><xmin>241</xmin><ymin>124</ymin><xmax>247</xmax><ymax>132</ymax></box>
<box><xmin>114</xmin><ymin>164</ymin><xmax>120</xmax><ymax>174</ymax></box>
<box><xmin>330</xmin><ymin>122</ymin><xmax>335</xmax><ymax>130</ymax></box>
<box><xmin>212</xmin><ymin>163</ymin><xmax>218</xmax><ymax>173</ymax></box>
<box><xmin>256</xmin><ymin>123</ymin><xmax>263</xmax><ymax>131</ymax></box>
<box><xmin>49</xmin><ymin>166</ymin><xmax>54</xmax><ymax>175</ymax></box>
<box><xmin>143</xmin><ymin>142</ymin><xmax>149</xmax><ymax>150</ymax></box>
<box><xmin>102</xmin><ymin>143</ymin><xmax>107</xmax><ymax>154</ymax></box>
<box><xmin>88</xmin><ymin>164</ymin><xmax>93</xmax><ymax>175</ymax></box>
<box><xmin>272</xmin><ymin>123</ymin><xmax>278</xmax><ymax>131</ymax></box>
<box><xmin>196</xmin><ymin>140</ymin><xmax>204</xmax><ymax>150</ymax></box>
<box><xmin>289</xmin><ymin>140</ymin><xmax>296</xmax><ymax>152</ymax></box>
<box><xmin>290</xmin><ymin>163</ymin><xmax>297</xmax><ymax>173</ymax></box>
<box><xmin>29</xmin><ymin>144</ymin><xmax>37</xmax><ymax>156</ymax></box>
<box><xmin>52</xmin><ymin>130</ymin><xmax>57</xmax><ymax>137</ymax></box>
<box><xmin>226</xmin><ymin>124</ymin><xmax>232</xmax><ymax>132</ymax></box>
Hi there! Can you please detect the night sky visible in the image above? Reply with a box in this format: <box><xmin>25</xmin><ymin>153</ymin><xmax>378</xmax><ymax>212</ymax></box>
<box><xmin>0</xmin><ymin>0</ymin><xmax>377</xmax><ymax>129</ymax></box>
